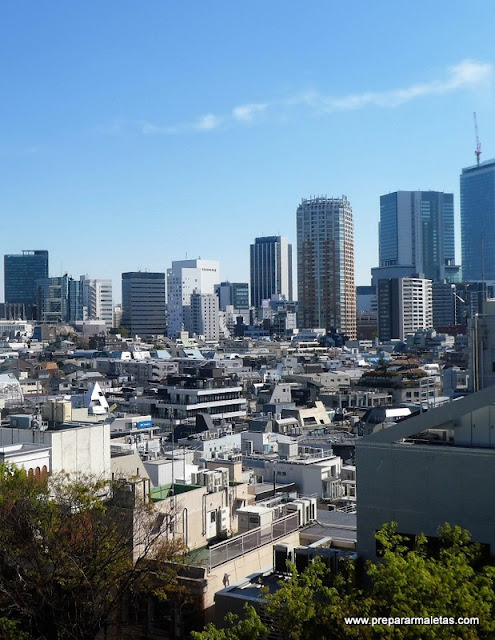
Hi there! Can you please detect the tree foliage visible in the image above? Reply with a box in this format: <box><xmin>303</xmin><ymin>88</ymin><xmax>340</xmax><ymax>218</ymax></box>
<box><xmin>0</xmin><ymin>464</ymin><xmax>185</xmax><ymax>640</ymax></box>
<box><xmin>194</xmin><ymin>523</ymin><xmax>495</xmax><ymax>640</ymax></box>
<box><xmin>191</xmin><ymin>604</ymin><xmax>267</xmax><ymax>640</ymax></box>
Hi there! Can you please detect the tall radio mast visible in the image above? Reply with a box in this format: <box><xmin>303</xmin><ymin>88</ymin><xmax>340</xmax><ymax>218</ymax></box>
<box><xmin>474</xmin><ymin>112</ymin><xmax>482</xmax><ymax>166</ymax></box>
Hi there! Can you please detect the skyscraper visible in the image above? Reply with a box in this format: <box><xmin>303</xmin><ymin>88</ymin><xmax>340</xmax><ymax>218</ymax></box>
<box><xmin>460</xmin><ymin>159</ymin><xmax>495</xmax><ymax>282</ymax></box>
<box><xmin>4</xmin><ymin>250</ymin><xmax>49</xmax><ymax>305</ymax></box>
<box><xmin>297</xmin><ymin>196</ymin><xmax>356</xmax><ymax>338</ymax></box>
<box><xmin>375</xmin><ymin>191</ymin><xmax>457</xmax><ymax>283</ymax></box>
<box><xmin>167</xmin><ymin>259</ymin><xmax>220</xmax><ymax>338</ymax></box>
<box><xmin>121</xmin><ymin>272</ymin><xmax>166</xmax><ymax>337</ymax></box>
<box><xmin>250</xmin><ymin>236</ymin><xmax>293</xmax><ymax>309</ymax></box>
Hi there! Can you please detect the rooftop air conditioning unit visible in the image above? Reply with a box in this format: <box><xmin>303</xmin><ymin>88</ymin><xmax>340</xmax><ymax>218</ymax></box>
<box><xmin>286</xmin><ymin>502</ymin><xmax>304</xmax><ymax>527</ymax></box>
<box><xmin>217</xmin><ymin>507</ymin><xmax>229</xmax><ymax>536</ymax></box>
<box><xmin>292</xmin><ymin>499</ymin><xmax>311</xmax><ymax>526</ymax></box>
<box><xmin>294</xmin><ymin>547</ymin><xmax>314</xmax><ymax>573</ymax></box>
<box><xmin>274</xmin><ymin>544</ymin><xmax>293</xmax><ymax>573</ymax></box>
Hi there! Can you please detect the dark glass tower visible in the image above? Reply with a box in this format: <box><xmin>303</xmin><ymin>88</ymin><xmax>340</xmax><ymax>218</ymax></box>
<box><xmin>250</xmin><ymin>236</ymin><xmax>293</xmax><ymax>309</ymax></box>
<box><xmin>378</xmin><ymin>191</ymin><xmax>456</xmax><ymax>282</ymax></box>
<box><xmin>461</xmin><ymin>159</ymin><xmax>495</xmax><ymax>281</ymax></box>
<box><xmin>4</xmin><ymin>250</ymin><xmax>49</xmax><ymax>305</ymax></box>
<box><xmin>121</xmin><ymin>272</ymin><xmax>166</xmax><ymax>337</ymax></box>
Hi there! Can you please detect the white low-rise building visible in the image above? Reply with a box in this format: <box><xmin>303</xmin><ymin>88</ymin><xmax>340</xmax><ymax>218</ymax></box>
<box><xmin>0</xmin><ymin>418</ymin><xmax>111</xmax><ymax>478</ymax></box>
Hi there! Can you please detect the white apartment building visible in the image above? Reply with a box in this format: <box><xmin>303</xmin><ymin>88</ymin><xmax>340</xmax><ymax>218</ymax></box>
<box><xmin>400</xmin><ymin>277</ymin><xmax>433</xmax><ymax>341</ymax></box>
<box><xmin>190</xmin><ymin>292</ymin><xmax>220</xmax><ymax>341</ymax></box>
<box><xmin>167</xmin><ymin>259</ymin><xmax>220</xmax><ymax>338</ymax></box>
<box><xmin>378</xmin><ymin>276</ymin><xmax>433</xmax><ymax>342</ymax></box>
<box><xmin>80</xmin><ymin>276</ymin><xmax>113</xmax><ymax>328</ymax></box>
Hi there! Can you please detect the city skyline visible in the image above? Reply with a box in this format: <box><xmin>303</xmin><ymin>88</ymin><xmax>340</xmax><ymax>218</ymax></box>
<box><xmin>1</xmin><ymin>2</ymin><xmax>495</xmax><ymax>298</ymax></box>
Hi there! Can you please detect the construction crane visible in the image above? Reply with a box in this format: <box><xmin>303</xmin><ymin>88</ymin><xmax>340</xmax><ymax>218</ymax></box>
<box><xmin>474</xmin><ymin>112</ymin><xmax>482</xmax><ymax>166</ymax></box>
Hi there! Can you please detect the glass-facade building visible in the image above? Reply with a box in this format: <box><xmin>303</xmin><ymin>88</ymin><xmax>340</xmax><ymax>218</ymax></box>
<box><xmin>4</xmin><ymin>250</ymin><xmax>49</xmax><ymax>305</ymax></box>
<box><xmin>215</xmin><ymin>282</ymin><xmax>249</xmax><ymax>310</ymax></box>
<box><xmin>378</xmin><ymin>191</ymin><xmax>457</xmax><ymax>282</ymax></box>
<box><xmin>36</xmin><ymin>275</ymin><xmax>70</xmax><ymax>323</ymax></box>
<box><xmin>250</xmin><ymin>236</ymin><xmax>293</xmax><ymax>309</ymax></box>
<box><xmin>461</xmin><ymin>159</ymin><xmax>495</xmax><ymax>281</ymax></box>
<box><xmin>122</xmin><ymin>272</ymin><xmax>166</xmax><ymax>337</ymax></box>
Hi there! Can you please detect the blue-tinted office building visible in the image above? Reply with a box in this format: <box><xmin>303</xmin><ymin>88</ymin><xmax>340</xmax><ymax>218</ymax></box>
<box><xmin>377</xmin><ymin>191</ymin><xmax>457</xmax><ymax>283</ymax></box>
<box><xmin>461</xmin><ymin>159</ymin><xmax>495</xmax><ymax>281</ymax></box>
<box><xmin>4</xmin><ymin>250</ymin><xmax>49</xmax><ymax>305</ymax></box>
<box><xmin>215</xmin><ymin>282</ymin><xmax>250</xmax><ymax>310</ymax></box>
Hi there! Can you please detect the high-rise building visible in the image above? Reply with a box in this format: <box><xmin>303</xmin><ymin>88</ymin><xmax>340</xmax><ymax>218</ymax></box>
<box><xmin>377</xmin><ymin>277</ymin><xmax>433</xmax><ymax>342</ymax></box>
<box><xmin>215</xmin><ymin>282</ymin><xmax>249</xmax><ymax>311</ymax></box>
<box><xmin>167</xmin><ymin>259</ymin><xmax>220</xmax><ymax>338</ymax></box>
<box><xmin>432</xmin><ymin>281</ymin><xmax>456</xmax><ymax>329</ymax></box>
<box><xmin>121</xmin><ymin>272</ymin><xmax>166</xmax><ymax>337</ymax></box>
<box><xmin>461</xmin><ymin>159</ymin><xmax>495</xmax><ymax>282</ymax></box>
<box><xmin>374</xmin><ymin>191</ymin><xmax>458</xmax><ymax>284</ymax></box>
<box><xmin>250</xmin><ymin>236</ymin><xmax>292</xmax><ymax>309</ymax></box>
<box><xmin>297</xmin><ymin>196</ymin><xmax>356</xmax><ymax>338</ymax></box>
<box><xmin>37</xmin><ymin>275</ymin><xmax>70</xmax><ymax>324</ymax></box>
<box><xmin>190</xmin><ymin>292</ymin><xmax>220</xmax><ymax>341</ymax></box>
<box><xmin>80</xmin><ymin>276</ymin><xmax>113</xmax><ymax>328</ymax></box>
<box><xmin>4</xmin><ymin>250</ymin><xmax>49</xmax><ymax>307</ymax></box>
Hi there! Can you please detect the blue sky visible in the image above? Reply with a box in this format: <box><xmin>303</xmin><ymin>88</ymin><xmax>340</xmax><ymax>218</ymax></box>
<box><xmin>1</xmin><ymin>1</ymin><xmax>495</xmax><ymax>302</ymax></box>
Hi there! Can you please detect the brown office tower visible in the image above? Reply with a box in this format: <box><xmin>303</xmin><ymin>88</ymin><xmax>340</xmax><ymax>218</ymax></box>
<box><xmin>297</xmin><ymin>196</ymin><xmax>356</xmax><ymax>339</ymax></box>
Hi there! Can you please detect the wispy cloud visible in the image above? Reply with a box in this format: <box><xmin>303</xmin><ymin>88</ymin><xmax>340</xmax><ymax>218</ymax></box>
<box><xmin>195</xmin><ymin>113</ymin><xmax>222</xmax><ymax>131</ymax></box>
<box><xmin>291</xmin><ymin>59</ymin><xmax>493</xmax><ymax>112</ymax></box>
<box><xmin>232</xmin><ymin>102</ymin><xmax>269</xmax><ymax>122</ymax></box>
<box><xmin>106</xmin><ymin>59</ymin><xmax>492</xmax><ymax>136</ymax></box>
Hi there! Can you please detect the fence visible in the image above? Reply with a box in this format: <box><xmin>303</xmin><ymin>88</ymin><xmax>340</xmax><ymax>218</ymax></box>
<box><xmin>208</xmin><ymin>512</ymin><xmax>299</xmax><ymax>570</ymax></box>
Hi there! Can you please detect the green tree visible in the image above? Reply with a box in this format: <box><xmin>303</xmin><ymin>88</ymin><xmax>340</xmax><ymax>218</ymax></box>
<box><xmin>0</xmin><ymin>618</ymin><xmax>30</xmax><ymax>640</ymax></box>
<box><xmin>191</xmin><ymin>604</ymin><xmax>267</xmax><ymax>640</ymax></box>
<box><xmin>109</xmin><ymin>326</ymin><xmax>130</xmax><ymax>338</ymax></box>
<box><xmin>366</xmin><ymin>524</ymin><xmax>495</xmax><ymax>639</ymax></box>
<box><xmin>0</xmin><ymin>464</ymin><xmax>185</xmax><ymax>640</ymax></box>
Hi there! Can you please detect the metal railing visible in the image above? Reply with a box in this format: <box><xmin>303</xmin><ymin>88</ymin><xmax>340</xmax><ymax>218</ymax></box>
<box><xmin>208</xmin><ymin>513</ymin><xmax>299</xmax><ymax>570</ymax></box>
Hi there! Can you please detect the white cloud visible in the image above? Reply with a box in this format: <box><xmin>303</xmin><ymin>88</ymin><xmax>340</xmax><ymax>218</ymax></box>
<box><xmin>445</xmin><ymin>59</ymin><xmax>492</xmax><ymax>88</ymax></box>
<box><xmin>106</xmin><ymin>59</ymin><xmax>492</xmax><ymax>136</ymax></box>
<box><xmin>232</xmin><ymin>102</ymin><xmax>268</xmax><ymax>122</ymax></box>
<box><xmin>195</xmin><ymin>113</ymin><xmax>222</xmax><ymax>131</ymax></box>
<box><xmin>140</xmin><ymin>121</ymin><xmax>178</xmax><ymax>135</ymax></box>
<box><xmin>313</xmin><ymin>59</ymin><xmax>493</xmax><ymax>113</ymax></box>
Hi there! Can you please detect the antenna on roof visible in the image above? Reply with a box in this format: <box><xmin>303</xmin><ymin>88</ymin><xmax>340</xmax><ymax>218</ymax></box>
<box><xmin>474</xmin><ymin>112</ymin><xmax>482</xmax><ymax>166</ymax></box>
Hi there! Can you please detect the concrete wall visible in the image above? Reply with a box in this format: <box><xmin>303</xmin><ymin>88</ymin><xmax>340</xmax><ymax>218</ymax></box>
<box><xmin>356</xmin><ymin>440</ymin><xmax>495</xmax><ymax>561</ymax></box>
